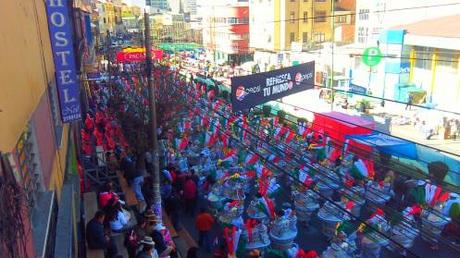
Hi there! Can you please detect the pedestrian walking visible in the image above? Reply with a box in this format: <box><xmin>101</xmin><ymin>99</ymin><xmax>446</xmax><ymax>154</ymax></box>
<box><xmin>406</xmin><ymin>94</ymin><xmax>413</xmax><ymax>110</ymax></box>
<box><xmin>183</xmin><ymin>176</ymin><xmax>198</xmax><ymax>216</ymax></box>
<box><xmin>164</xmin><ymin>190</ymin><xmax>181</xmax><ymax>230</ymax></box>
<box><xmin>141</xmin><ymin>176</ymin><xmax>155</xmax><ymax>211</ymax></box>
<box><xmin>195</xmin><ymin>208</ymin><xmax>215</xmax><ymax>252</ymax></box>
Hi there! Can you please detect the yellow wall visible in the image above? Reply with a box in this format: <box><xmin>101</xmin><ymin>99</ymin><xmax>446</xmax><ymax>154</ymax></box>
<box><xmin>50</xmin><ymin>125</ymin><xmax>70</xmax><ymax>200</ymax></box>
<box><xmin>0</xmin><ymin>0</ymin><xmax>55</xmax><ymax>151</ymax></box>
<box><xmin>0</xmin><ymin>0</ymin><xmax>71</xmax><ymax>196</ymax></box>
<box><xmin>284</xmin><ymin>0</ymin><xmax>332</xmax><ymax>49</ymax></box>
<box><xmin>274</xmin><ymin>0</ymin><xmax>281</xmax><ymax>51</ymax></box>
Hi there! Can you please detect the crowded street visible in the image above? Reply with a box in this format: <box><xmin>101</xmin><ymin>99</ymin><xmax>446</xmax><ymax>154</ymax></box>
<box><xmin>1</xmin><ymin>1</ymin><xmax>460</xmax><ymax>258</ymax></box>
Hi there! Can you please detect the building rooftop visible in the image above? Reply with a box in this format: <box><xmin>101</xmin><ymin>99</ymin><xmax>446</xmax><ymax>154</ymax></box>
<box><xmin>393</xmin><ymin>15</ymin><xmax>460</xmax><ymax>38</ymax></box>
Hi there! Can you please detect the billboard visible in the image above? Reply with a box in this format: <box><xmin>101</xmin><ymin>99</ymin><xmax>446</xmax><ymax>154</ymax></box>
<box><xmin>45</xmin><ymin>0</ymin><xmax>82</xmax><ymax>122</ymax></box>
<box><xmin>231</xmin><ymin>61</ymin><xmax>315</xmax><ymax>112</ymax></box>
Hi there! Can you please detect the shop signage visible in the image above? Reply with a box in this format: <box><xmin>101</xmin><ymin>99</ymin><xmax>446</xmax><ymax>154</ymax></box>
<box><xmin>116</xmin><ymin>49</ymin><xmax>163</xmax><ymax>62</ymax></box>
<box><xmin>362</xmin><ymin>47</ymin><xmax>382</xmax><ymax>67</ymax></box>
<box><xmin>231</xmin><ymin>61</ymin><xmax>315</xmax><ymax>112</ymax></box>
<box><xmin>349</xmin><ymin>84</ymin><xmax>367</xmax><ymax>95</ymax></box>
<box><xmin>45</xmin><ymin>0</ymin><xmax>82</xmax><ymax>122</ymax></box>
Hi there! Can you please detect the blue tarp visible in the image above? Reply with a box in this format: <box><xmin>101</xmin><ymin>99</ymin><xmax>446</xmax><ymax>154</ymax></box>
<box><xmin>346</xmin><ymin>133</ymin><xmax>418</xmax><ymax>160</ymax></box>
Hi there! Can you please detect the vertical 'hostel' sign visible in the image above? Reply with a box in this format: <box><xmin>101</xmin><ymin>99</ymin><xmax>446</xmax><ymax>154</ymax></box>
<box><xmin>45</xmin><ymin>0</ymin><xmax>81</xmax><ymax>122</ymax></box>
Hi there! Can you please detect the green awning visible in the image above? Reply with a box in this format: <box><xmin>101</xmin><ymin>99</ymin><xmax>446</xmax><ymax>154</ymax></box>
<box><xmin>158</xmin><ymin>43</ymin><xmax>200</xmax><ymax>51</ymax></box>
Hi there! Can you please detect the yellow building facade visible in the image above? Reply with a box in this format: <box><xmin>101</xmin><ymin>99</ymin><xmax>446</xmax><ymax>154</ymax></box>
<box><xmin>284</xmin><ymin>0</ymin><xmax>332</xmax><ymax>49</ymax></box>
<box><xmin>0</xmin><ymin>0</ymin><xmax>72</xmax><ymax>196</ymax></box>
<box><xmin>251</xmin><ymin>0</ymin><xmax>332</xmax><ymax>53</ymax></box>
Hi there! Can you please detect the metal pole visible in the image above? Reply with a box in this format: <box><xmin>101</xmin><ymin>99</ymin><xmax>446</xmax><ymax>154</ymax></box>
<box><xmin>330</xmin><ymin>0</ymin><xmax>335</xmax><ymax>111</ymax></box>
<box><xmin>144</xmin><ymin>11</ymin><xmax>162</xmax><ymax>219</ymax></box>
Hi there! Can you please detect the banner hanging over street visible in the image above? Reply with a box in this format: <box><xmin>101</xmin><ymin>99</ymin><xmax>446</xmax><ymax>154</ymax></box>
<box><xmin>231</xmin><ymin>61</ymin><xmax>315</xmax><ymax>112</ymax></box>
<box><xmin>45</xmin><ymin>0</ymin><xmax>82</xmax><ymax>122</ymax></box>
<box><xmin>116</xmin><ymin>49</ymin><xmax>163</xmax><ymax>62</ymax></box>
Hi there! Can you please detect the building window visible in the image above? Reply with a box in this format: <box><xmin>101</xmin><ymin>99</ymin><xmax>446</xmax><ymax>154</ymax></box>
<box><xmin>315</xmin><ymin>11</ymin><xmax>326</xmax><ymax>22</ymax></box>
<box><xmin>315</xmin><ymin>0</ymin><xmax>326</xmax><ymax>2</ymax></box>
<box><xmin>414</xmin><ymin>46</ymin><xmax>432</xmax><ymax>70</ymax></box>
<box><xmin>290</xmin><ymin>32</ymin><xmax>295</xmax><ymax>43</ymax></box>
<box><xmin>437</xmin><ymin>50</ymin><xmax>458</xmax><ymax>71</ymax></box>
<box><xmin>314</xmin><ymin>32</ymin><xmax>325</xmax><ymax>42</ymax></box>
<box><xmin>357</xmin><ymin>26</ymin><xmax>368</xmax><ymax>44</ymax></box>
<box><xmin>291</xmin><ymin>0</ymin><xmax>296</xmax><ymax>2</ymax></box>
<box><xmin>359</xmin><ymin>9</ymin><xmax>369</xmax><ymax>20</ymax></box>
<box><xmin>303</xmin><ymin>12</ymin><xmax>308</xmax><ymax>22</ymax></box>
<box><xmin>336</xmin><ymin>15</ymin><xmax>347</xmax><ymax>24</ymax></box>
<box><xmin>304</xmin><ymin>0</ymin><xmax>308</xmax><ymax>2</ymax></box>
<box><xmin>290</xmin><ymin>11</ymin><xmax>295</xmax><ymax>23</ymax></box>
<box><xmin>228</xmin><ymin>17</ymin><xmax>237</xmax><ymax>24</ymax></box>
<box><xmin>302</xmin><ymin>32</ymin><xmax>308</xmax><ymax>44</ymax></box>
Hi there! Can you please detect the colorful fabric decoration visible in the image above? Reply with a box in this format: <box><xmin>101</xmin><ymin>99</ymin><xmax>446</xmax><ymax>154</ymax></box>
<box><xmin>245</xmin><ymin>153</ymin><xmax>259</xmax><ymax>165</ymax></box>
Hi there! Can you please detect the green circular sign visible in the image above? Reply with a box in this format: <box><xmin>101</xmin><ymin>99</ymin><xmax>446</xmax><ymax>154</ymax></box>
<box><xmin>362</xmin><ymin>47</ymin><xmax>382</xmax><ymax>67</ymax></box>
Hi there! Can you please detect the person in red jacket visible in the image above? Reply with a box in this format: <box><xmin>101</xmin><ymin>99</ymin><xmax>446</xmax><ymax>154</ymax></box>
<box><xmin>195</xmin><ymin>208</ymin><xmax>215</xmax><ymax>252</ymax></box>
<box><xmin>182</xmin><ymin>176</ymin><xmax>197</xmax><ymax>216</ymax></box>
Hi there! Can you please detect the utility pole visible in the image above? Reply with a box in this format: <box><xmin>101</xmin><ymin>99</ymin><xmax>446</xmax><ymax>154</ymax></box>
<box><xmin>330</xmin><ymin>0</ymin><xmax>335</xmax><ymax>111</ymax></box>
<box><xmin>144</xmin><ymin>11</ymin><xmax>162</xmax><ymax>220</ymax></box>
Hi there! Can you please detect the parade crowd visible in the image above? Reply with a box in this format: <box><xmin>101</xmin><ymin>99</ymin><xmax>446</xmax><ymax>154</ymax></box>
<box><xmin>80</xmin><ymin>63</ymin><xmax>460</xmax><ymax>258</ymax></box>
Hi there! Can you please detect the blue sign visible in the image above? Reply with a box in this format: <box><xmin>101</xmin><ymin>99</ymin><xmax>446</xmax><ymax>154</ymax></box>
<box><xmin>231</xmin><ymin>62</ymin><xmax>315</xmax><ymax>112</ymax></box>
<box><xmin>45</xmin><ymin>0</ymin><xmax>81</xmax><ymax>122</ymax></box>
<box><xmin>349</xmin><ymin>84</ymin><xmax>367</xmax><ymax>95</ymax></box>
<box><xmin>400</xmin><ymin>62</ymin><xmax>410</xmax><ymax>73</ymax></box>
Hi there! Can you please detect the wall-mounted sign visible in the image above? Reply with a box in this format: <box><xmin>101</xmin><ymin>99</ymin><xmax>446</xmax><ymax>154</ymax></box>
<box><xmin>231</xmin><ymin>61</ymin><xmax>315</xmax><ymax>112</ymax></box>
<box><xmin>45</xmin><ymin>0</ymin><xmax>82</xmax><ymax>122</ymax></box>
<box><xmin>362</xmin><ymin>47</ymin><xmax>382</xmax><ymax>67</ymax></box>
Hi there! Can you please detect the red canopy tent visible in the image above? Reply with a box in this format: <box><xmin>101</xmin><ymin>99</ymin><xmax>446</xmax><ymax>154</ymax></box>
<box><xmin>311</xmin><ymin>112</ymin><xmax>375</xmax><ymax>157</ymax></box>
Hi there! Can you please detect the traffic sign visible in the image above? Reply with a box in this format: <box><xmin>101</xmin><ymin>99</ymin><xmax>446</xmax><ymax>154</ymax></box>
<box><xmin>362</xmin><ymin>47</ymin><xmax>382</xmax><ymax>67</ymax></box>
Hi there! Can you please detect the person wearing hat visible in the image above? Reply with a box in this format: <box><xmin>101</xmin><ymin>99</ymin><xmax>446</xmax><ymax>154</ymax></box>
<box><xmin>137</xmin><ymin>236</ymin><xmax>159</xmax><ymax>258</ymax></box>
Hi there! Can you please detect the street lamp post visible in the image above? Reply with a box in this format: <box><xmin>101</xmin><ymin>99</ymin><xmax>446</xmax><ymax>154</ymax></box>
<box><xmin>144</xmin><ymin>11</ymin><xmax>162</xmax><ymax>219</ymax></box>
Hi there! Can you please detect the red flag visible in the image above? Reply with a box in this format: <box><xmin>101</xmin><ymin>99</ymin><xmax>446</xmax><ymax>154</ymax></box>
<box><xmin>408</xmin><ymin>204</ymin><xmax>422</xmax><ymax>216</ymax></box>
<box><xmin>220</xmin><ymin>133</ymin><xmax>229</xmax><ymax>148</ymax></box>
<box><xmin>345</xmin><ymin>201</ymin><xmax>355</xmax><ymax>211</ymax></box>
<box><xmin>370</xmin><ymin>208</ymin><xmax>384</xmax><ymax>219</ymax></box>
<box><xmin>274</xmin><ymin>126</ymin><xmax>287</xmax><ymax>140</ymax></box>
<box><xmin>245</xmin><ymin>153</ymin><xmax>259</xmax><ymax>165</ymax></box>
<box><xmin>284</xmin><ymin>129</ymin><xmax>296</xmax><ymax>143</ymax></box>
<box><xmin>245</xmin><ymin>219</ymin><xmax>258</xmax><ymax>242</ymax></box>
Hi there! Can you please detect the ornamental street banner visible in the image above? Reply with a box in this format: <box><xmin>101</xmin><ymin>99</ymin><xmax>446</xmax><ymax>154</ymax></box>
<box><xmin>116</xmin><ymin>49</ymin><xmax>164</xmax><ymax>62</ymax></box>
<box><xmin>231</xmin><ymin>61</ymin><xmax>315</xmax><ymax>112</ymax></box>
<box><xmin>45</xmin><ymin>0</ymin><xmax>82</xmax><ymax>122</ymax></box>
